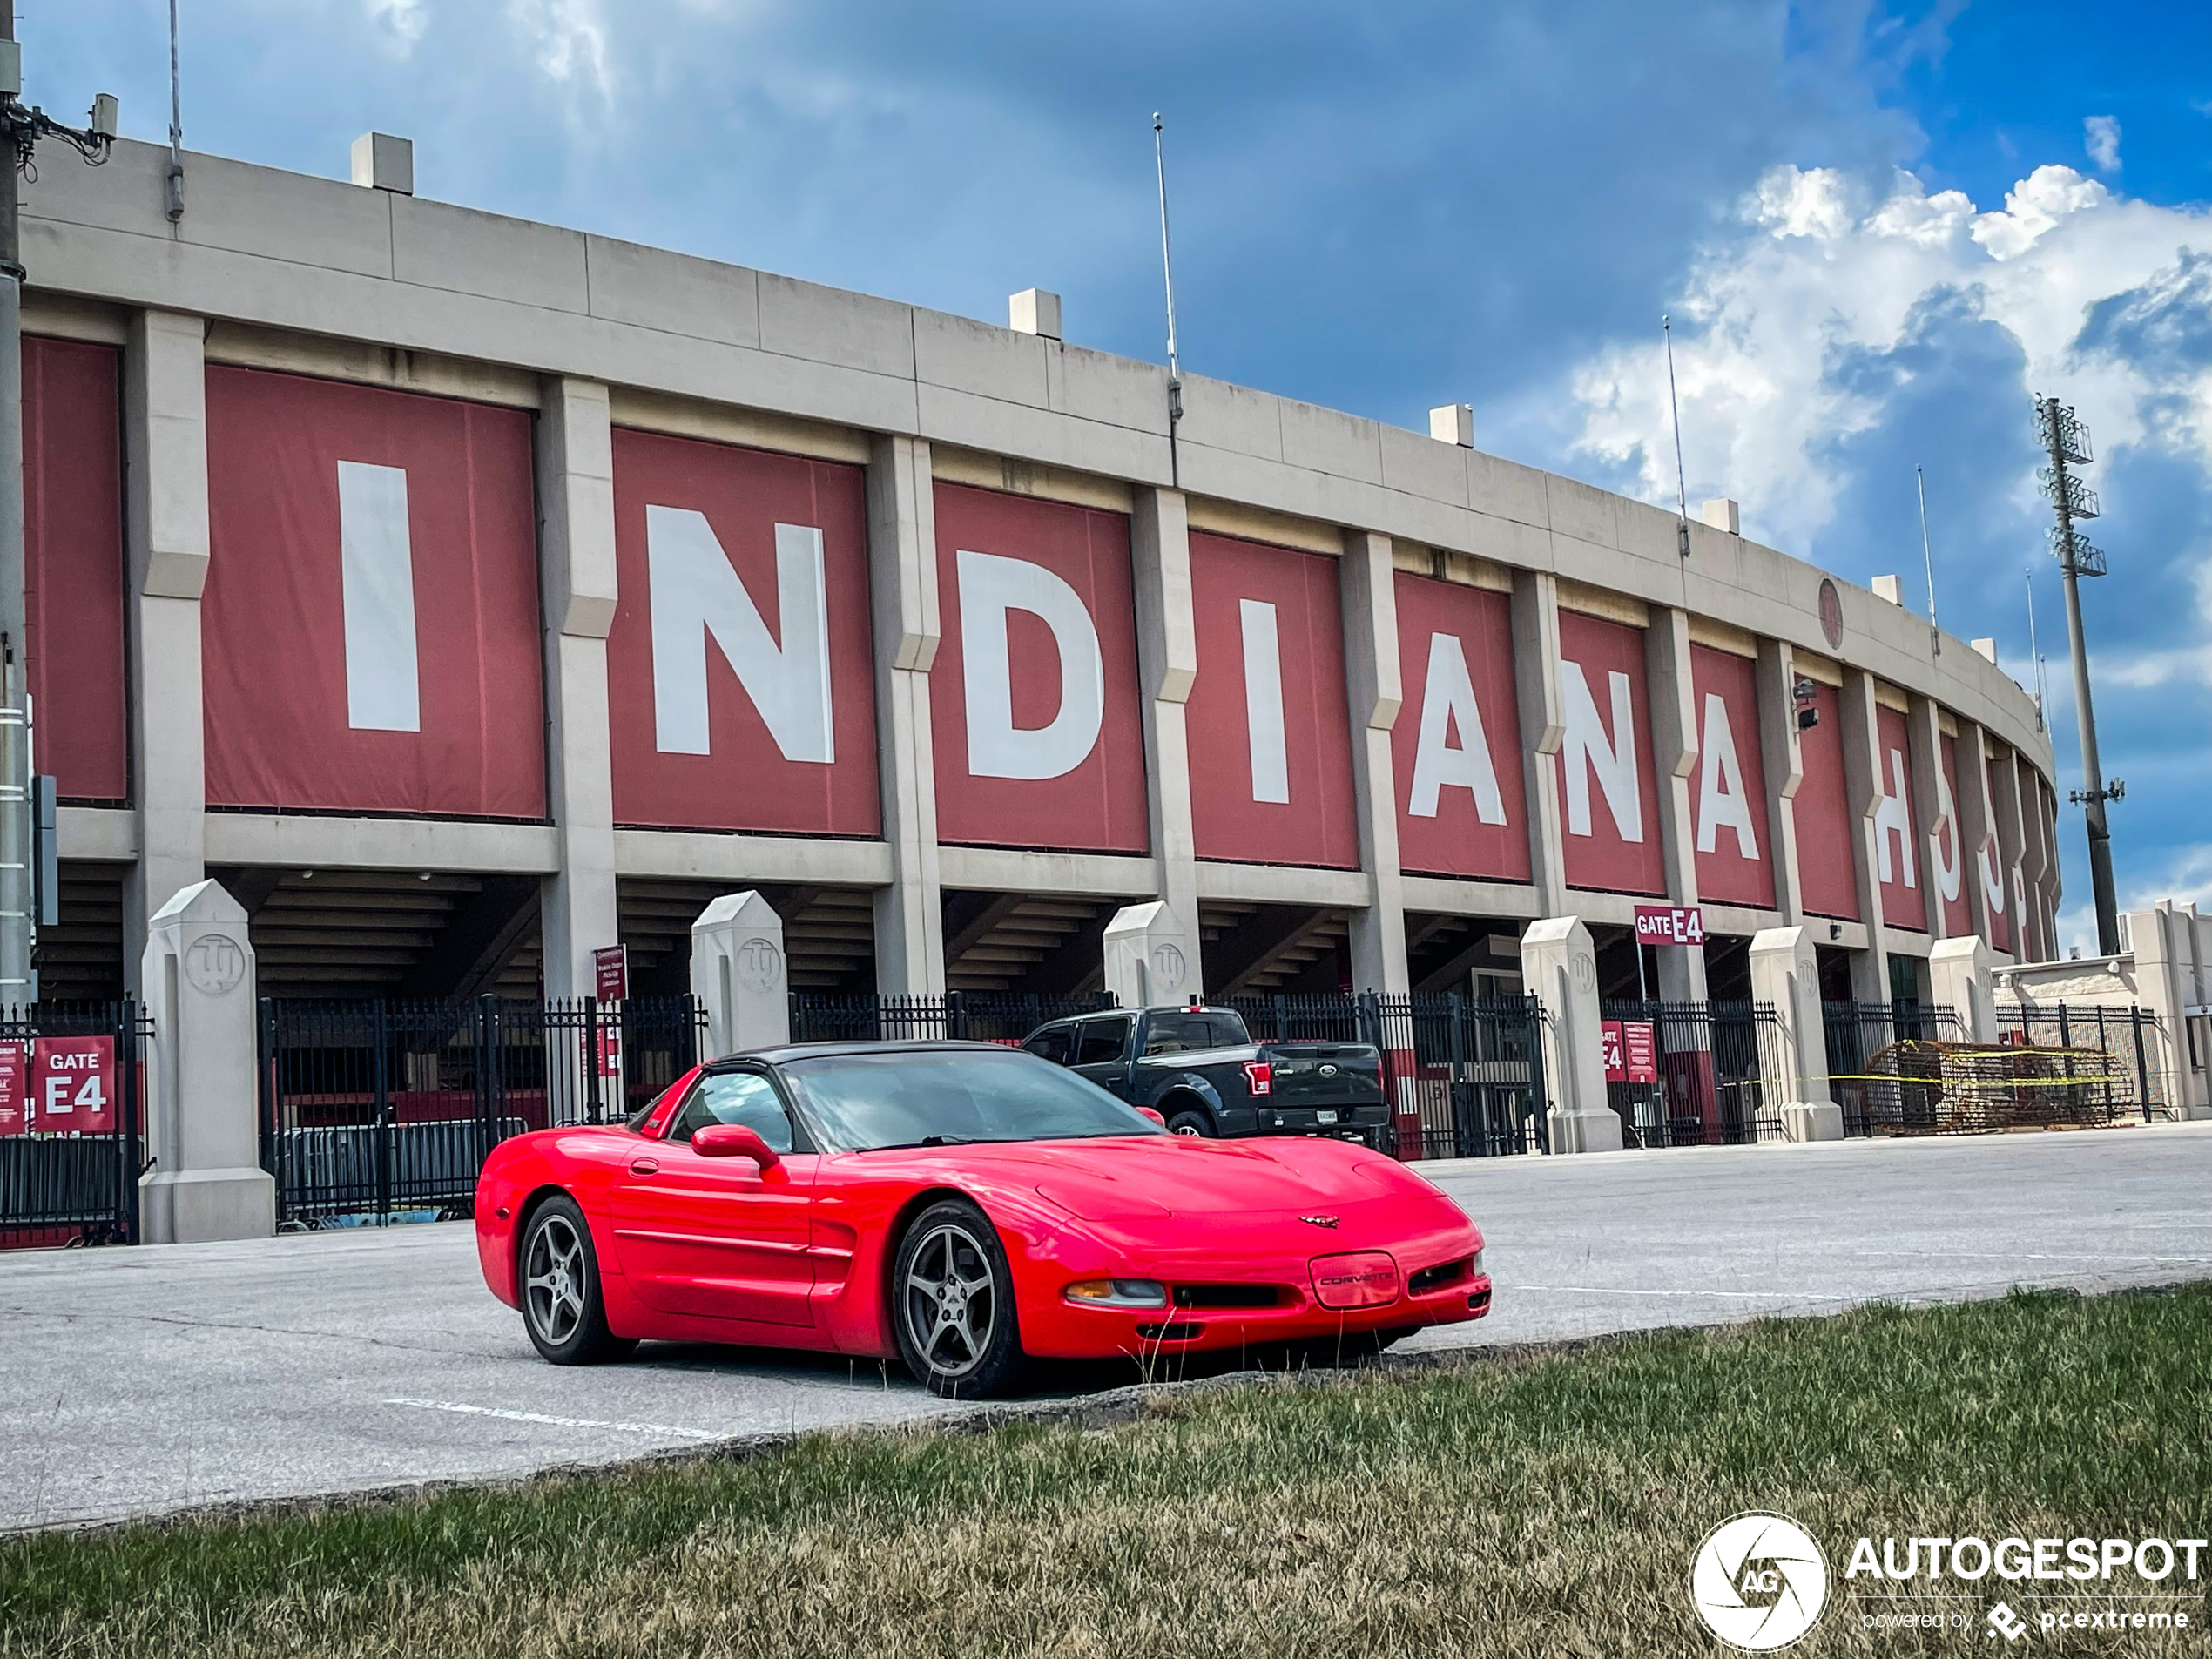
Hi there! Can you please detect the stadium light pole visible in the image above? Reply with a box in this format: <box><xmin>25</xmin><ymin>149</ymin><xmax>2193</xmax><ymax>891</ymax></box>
<box><xmin>0</xmin><ymin>3</ymin><xmax>117</xmax><ymax>1002</ymax></box>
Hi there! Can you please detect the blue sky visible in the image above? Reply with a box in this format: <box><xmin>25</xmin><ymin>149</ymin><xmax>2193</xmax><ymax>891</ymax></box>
<box><xmin>24</xmin><ymin>0</ymin><xmax>2212</xmax><ymax>948</ymax></box>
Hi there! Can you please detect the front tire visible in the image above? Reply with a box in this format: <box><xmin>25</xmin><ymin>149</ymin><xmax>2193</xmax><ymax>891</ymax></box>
<box><xmin>519</xmin><ymin>1195</ymin><xmax>635</xmax><ymax>1366</ymax></box>
<box><xmin>1165</xmin><ymin>1109</ymin><xmax>1213</xmax><ymax>1137</ymax></box>
<box><xmin>892</xmin><ymin>1199</ymin><xmax>1025</xmax><ymax>1398</ymax></box>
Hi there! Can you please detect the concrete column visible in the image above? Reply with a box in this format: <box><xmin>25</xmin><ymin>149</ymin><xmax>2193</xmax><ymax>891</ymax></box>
<box><xmin>138</xmin><ymin>879</ymin><xmax>273</xmax><ymax>1242</ymax></box>
<box><xmin>1838</xmin><ymin>671</ymin><xmax>1894</xmax><ymax>1005</ymax></box>
<box><xmin>1955</xmin><ymin>723</ymin><xmax>2000</xmax><ymax>948</ymax></box>
<box><xmin>1904</xmin><ymin>697</ymin><xmax>1954</xmax><ymax>940</ymax></box>
<box><xmin>867</xmin><ymin>435</ymin><xmax>946</xmax><ymax>994</ymax></box>
<box><xmin>1643</xmin><ymin>608</ymin><xmax>1708</xmax><ymax>1004</ymax></box>
<box><xmin>1749</xmin><ymin>926</ymin><xmax>1841</xmax><ymax>1141</ymax></box>
<box><xmin>121</xmin><ymin>310</ymin><xmax>210</xmax><ymax>994</ymax></box>
<box><xmin>1511</xmin><ymin>571</ymin><xmax>1568</xmax><ymax>918</ymax></box>
<box><xmin>1103</xmin><ymin>900</ymin><xmax>1197</xmax><ymax>1008</ymax></box>
<box><xmin>2126</xmin><ymin>904</ymin><xmax>2209</xmax><ymax>1116</ymax></box>
<box><xmin>2017</xmin><ymin>754</ymin><xmax>2051</xmax><ymax>962</ymax></box>
<box><xmin>2033</xmin><ymin>777</ymin><xmax>2062</xmax><ymax>961</ymax></box>
<box><xmin>1339</xmin><ymin>529</ymin><xmax>1407</xmax><ymax>995</ymax></box>
<box><xmin>1130</xmin><ymin>487</ymin><xmax>1203</xmax><ymax>986</ymax></box>
<box><xmin>1523</xmin><ymin>915</ymin><xmax>1621</xmax><ymax>1153</ymax></box>
<box><xmin>1754</xmin><ymin>639</ymin><xmax>1807</xmax><ymax>925</ymax></box>
<box><xmin>1927</xmin><ymin>934</ymin><xmax>1992</xmax><ymax>1042</ymax></box>
<box><xmin>536</xmin><ymin>376</ymin><xmax>621</xmax><ymax>999</ymax></box>
<box><xmin>691</xmin><ymin>891</ymin><xmax>790</xmax><ymax>1055</ymax></box>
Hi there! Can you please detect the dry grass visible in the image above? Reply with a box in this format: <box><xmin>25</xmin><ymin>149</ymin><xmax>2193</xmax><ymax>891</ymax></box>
<box><xmin>4</xmin><ymin>1285</ymin><xmax>2210</xmax><ymax>1657</ymax></box>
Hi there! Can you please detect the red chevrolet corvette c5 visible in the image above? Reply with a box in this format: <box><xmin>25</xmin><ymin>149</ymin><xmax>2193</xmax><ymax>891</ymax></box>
<box><xmin>475</xmin><ymin>1041</ymin><xmax>1490</xmax><ymax>1397</ymax></box>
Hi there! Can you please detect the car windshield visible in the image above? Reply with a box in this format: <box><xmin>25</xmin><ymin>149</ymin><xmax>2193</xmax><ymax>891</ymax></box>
<box><xmin>779</xmin><ymin>1048</ymin><xmax>1167</xmax><ymax>1152</ymax></box>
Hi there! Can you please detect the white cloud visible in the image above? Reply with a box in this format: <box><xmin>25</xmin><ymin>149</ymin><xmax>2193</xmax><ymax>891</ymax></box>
<box><xmin>366</xmin><ymin>0</ymin><xmax>428</xmax><ymax>52</ymax></box>
<box><xmin>2084</xmin><ymin>114</ymin><xmax>2121</xmax><ymax>174</ymax></box>
<box><xmin>1564</xmin><ymin>161</ymin><xmax>2212</xmax><ymax>557</ymax></box>
<box><xmin>506</xmin><ymin>0</ymin><xmax>613</xmax><ymax>111</ymax></box>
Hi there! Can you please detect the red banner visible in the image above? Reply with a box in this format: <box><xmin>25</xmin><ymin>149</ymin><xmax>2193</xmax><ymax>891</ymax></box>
<box><xmin>1873</xmin><ymin>704</ymin><xmax>1925</xmax><ymax>932</ymax></box>
<box><xmin>605</xmin><ymin>428</ymin><xmax>879</xmax><ymax>835</ymax></box>
<box><xmin>201</xmin><ymin>368</ymin><xmax>546</xmax><ymax>818</ymax></box>
<box><xmin>1391</xmin><ymin>573</ymin><xmax>1529</xmax><ymax>881</ymax></box>
<box><xmin>929</xmin><ymin>484</ymin><xmax>1147</xmax><ymax>853</ymax></box>
<box><xmin>1556</xmin><ymin>611</ymin><xmax>1664</xmax><ymax>896</ymax></box>
<box><xmin>1984</xmin><ymin>758</ymin><xmax>2013</xmax><ymax>954</ymax></box>
<box><xmin>1687</xmin><ymin>645</ymin><xmax>1773</xmax><ymax>908</ymax></box>
<box><xmin>1185</xmin><ymin>534</ymin><xmax>1359</xmax><ymax>867</ymax></box>
<box><xmin>30</xmin><ymin>1036</ymin><xmax>114</xmax><ymax>1136</ymax></box>
<box><xmin>1793</xmin><ymin>678</ymin><xmax>1858</xmax><ymax>921</ymax></box>
<box><xmin>1935</xmin><ymin>733</ymin><xmax>1973</xmax><ymax>939</ymax></box>
<box><xmin>23</xmin><ymin>337</ymin><xmax>127</xmax><ymax>801</ymax></box>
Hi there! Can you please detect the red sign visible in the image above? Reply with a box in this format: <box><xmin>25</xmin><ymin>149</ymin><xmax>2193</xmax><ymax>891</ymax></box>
<box><xmin>30</xmin><ymin>1036</ymin><xmax>115</xmax><ymax>1136</ymax></box>
<box><xmin>0</xmin><ymin>1042</ymin><xmax>24</xmax><ymax>1136</ymax></box>
<box><xmin>1635</xmin><ymin>904</ymin><xmax>1705</xmax><ymax>946</ymax></box>
<box><xmin>1391</xmin><ymin>573</ymin><xmax>1530</xmax><ymax>882</ymax></box>
<box><xmin>1621</xmin><ymin>1020</ymin><xmax>1657</xmax><ymax>1084</ymax></box>
<box><xmin>593</xmin><ymin>944</ymin><xmax>629</xmax><ymax>1003</ymax></box>
<box><xmin>1601</xmin><ymin>1019</ymin><xmax>1626</xmax><ymax>1082</ymax></box>
<box><xmin>1686</xmin><ymin>644</ymin><xmax>1774</xmax><ymax>909</ymax></box>
<box><xmin>1556</xmin><ymin>610</ymin><xmax>1665</xmax><ymax>897</ymax></box>
<box><xmin>596</xmin><ymin>1021</ymin><xmax>623</xmax><ymax>1082</ymax></box>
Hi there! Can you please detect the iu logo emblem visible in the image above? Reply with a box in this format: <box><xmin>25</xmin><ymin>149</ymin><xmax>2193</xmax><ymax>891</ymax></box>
<box><xmin>1150</xmin><ymin>942</ymin><xmax>1186</xmax><ymax>991</ymax></box>
<box><xmin>1688</xmin><ymin>1512</ymin><xmax>1829</xmax><ymax>1650</ymax></box>
<box><xmin>735</xmin><ymin>937</ymin><xmax>785</xmax><ymax>995</ymax></box>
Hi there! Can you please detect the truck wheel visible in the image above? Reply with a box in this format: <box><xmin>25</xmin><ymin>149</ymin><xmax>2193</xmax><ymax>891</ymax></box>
<box><xmin>1166</xmin><ymin>1109</ymin><xmax>1212</xmax><ymax>1137</ymax></box>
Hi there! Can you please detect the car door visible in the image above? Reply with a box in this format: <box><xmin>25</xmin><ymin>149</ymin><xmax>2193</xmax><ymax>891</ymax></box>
<box><xmin>1069</xmin><ymin>1015</ymin><xmax>1135</xmax><ymax>1098</ymax></box>
<box><xmin>608</xmin><ymin>1069</ymin><xmax>817</xmax><ymax>1326</ymax></box>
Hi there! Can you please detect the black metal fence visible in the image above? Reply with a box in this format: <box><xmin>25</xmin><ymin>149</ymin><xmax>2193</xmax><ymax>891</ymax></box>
<box><xmin>787</xmin><ymin>990</ymin><xmax>1116</xmax><ymax>1045</ymax></box>
<box><xmin>1824</xmin><ymin>1001</ymin><xmax>1964</xmax><ymax>1136</ymax></box>
<box><xmin>0</xmin><ymin>1001</ymin><xmax>151</xmax><ymax>1249</ymax></box>
<box><xmin>1995</xmin><ymin>1003</ymin><xmax>2161</xmax><ymax>1121</ymax></box>
<box><xmin>1370</xmin><ymin>993</ymin><xmax>1549</xmax><ymax>1159</ymax></box>
<box><xmin>1602</xmin><ymin>1000</ymin><xmax>1785</xmax><ymax>1148</ymax></box>
<box><xmin>258</xmin><ymin>995</ymin><xmax>705</xmax><ymax>1224</ymax></box>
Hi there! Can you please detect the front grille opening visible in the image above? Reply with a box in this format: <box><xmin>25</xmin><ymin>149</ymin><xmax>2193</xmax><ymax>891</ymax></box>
<box><xmin>1135</xmin><ymin>1322</ymin><xmax>1203</xmax><ymax>1341</ymax></box>
<box><xmin>1408</xmin><ymin>1257</ymin><xmax>1474</xmax><ymax>1297</ymax></box>
<box><xmin>1172</xmin><ymin>1284</ymin><xmax>1285</xmax><ymax>1310</ymax></box>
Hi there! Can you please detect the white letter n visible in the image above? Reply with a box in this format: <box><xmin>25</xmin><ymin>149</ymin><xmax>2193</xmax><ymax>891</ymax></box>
<box><xmin>647</xmin><ymin>507</ymin><xmax>834</xmax><ymax>762</ymax></box>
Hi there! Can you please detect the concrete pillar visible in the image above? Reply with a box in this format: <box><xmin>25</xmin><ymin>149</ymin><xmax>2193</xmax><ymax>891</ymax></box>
<box><xmin>867</xmin><ymin>435</ymin><xmax>946</xmax><ymax>994</ymax></box>
<box><xmin>138</xmin><ymin>880</ymin><xmax>273</xmax><ymax>1243</ymax></box>
<box><xmin>121</xmin><ymin>310</ymin><xmax>210</xmax><ymax>994</ymax></box>
<box><xmin>1523</xmin><ymin>915</ymin><xmax>1621</xmax><ymax>1153</ymax></box>
<box><xmin>1339</xmin><ymin>529</ymin><xmax>1407</xmax><ymax>995</ymax></box>
<box><xmin>1754</xmin><ymin>639</ymin><xmax>1807</xmax><ymax>925</ymax></box>
<box><xmin>2020</xmin><ymin>763</ymin><xmax>2055</xmax><ymax>962</ymax></box>
<box><xmin>1838</xmin><ymin>671</ymin><xmax>1894</xmax><ymax>1006</ymax></box>
<box><xmin>536</xmin><ymin>376</ymin><xmax>621</xmax><ymax>999</ymax></box>
<box><xmin>1905</xmin><ymin>697</ymin><xmax>1954</xmax><ymax>939</ymax></box>
<box><xmin>2126</xmin><ymin>904</ymin><xmax>2210</xmax><ymax>1116</ymax></box>
<box><xmin>1927</xmin><ymin>934</ymin><xmax>1992</xmax><ymax>1042</ymax></box>
<box><xmin>1749</xmin><ymin>926</ymin><xmax>1841</xmax><ymax>1141</ymax></box>
<box><xmin>1103</xmin><ymin>900</ymin><xmax>1198</xmax><ymax>1008</ymax></box>
<box><xmin>1130</xmin><ymin>487</ymin><xmax>1203</xmax><ymax>985</ymax></box>
<box><xmin>1644</xmin><ymin>608</ymin><xmax>1708</xmax><ymax>1004</ymax></box>
<box><xmin>1988</xmin><ymin>742</ymin><xmax>2028</xmax><ymax>961</ymax></box>
<box><xmin>1511</xmin><ymin>571</ymin><xmax>1568</xmax><ymax>918</ymax></box>
<box><xmin>691</xmin><ymin>891</ymin><xmax>790</xmax><ymax>1055</ymax></box>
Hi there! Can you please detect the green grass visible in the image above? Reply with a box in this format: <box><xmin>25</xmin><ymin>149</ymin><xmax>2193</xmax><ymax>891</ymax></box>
<box><xmin>5</xmin><ymin>1286</ymin><xmax>2210</xmax><ymax>1657</ymax></box>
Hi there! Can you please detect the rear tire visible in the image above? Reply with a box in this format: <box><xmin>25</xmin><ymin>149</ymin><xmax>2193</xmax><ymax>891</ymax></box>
<box><xmin>1165</xmin><ymin>1109</ymin><xmax>1213</xmax><ymax>1137</ymax></box>
<box><xmin>892</xmin><ymin>1199</ymin><xmax>1025</xmax><ymax>1399</ymax></box>
<box><xmin>519</xmin><ymin>1196</ymin><xmax>635</xmax><ymax>1366</ymax></box>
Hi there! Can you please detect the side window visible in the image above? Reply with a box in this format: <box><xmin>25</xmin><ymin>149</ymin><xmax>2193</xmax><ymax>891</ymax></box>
<box><xmin>1074</xmin><ymin>1017</ymin><xmax>1132</xmax><ymax>1066</ymax></box>
<box><xmin>1142</xmin><ymin>1015</ymin><xmax>1211</xmax><ymax>1056</ymax></box>
<box><xmin>1207</xmin><ymin>1015</ymin><xmax>1249</xmax><ymax>1049</ymax></box>
<box><xmin>1022</xmin><ymin>1027</ymin><xmax>1070</xmax><ymax>1064</ymax></box>
<box><xmin>669</xmin><ymin>1071</ymin><xmax>795</xmax><ymax>1152</ymax></box>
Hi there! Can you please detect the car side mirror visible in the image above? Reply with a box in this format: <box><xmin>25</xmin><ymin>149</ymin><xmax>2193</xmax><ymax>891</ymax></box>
<box><xmin>691</xmin><ymin>1123</ymin><xmax>781</xmax><ymax>1169</ymax></box>
<box><xmin>1135</xmin><ymin>1107</ymin><xmax>1166</xmax><ymax>1127</ymax></box>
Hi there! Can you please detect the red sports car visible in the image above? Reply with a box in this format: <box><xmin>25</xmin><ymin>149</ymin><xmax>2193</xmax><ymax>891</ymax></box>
<box><xmin>475</xmin><ymin>1041</ymin><xmax>1491</xmax><ymax>1397</ymax></box>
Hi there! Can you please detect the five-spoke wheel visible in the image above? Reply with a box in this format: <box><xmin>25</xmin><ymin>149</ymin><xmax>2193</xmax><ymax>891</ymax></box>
<box><xmin>892</xmin><ymin>1199</ymin><xmax>1023</xmax><ymax>1397</ymax></box>
<box><xmin>518</xmin><ymin>1195</ymin><xmax>634</xmax><ymax>1366</ymax></box>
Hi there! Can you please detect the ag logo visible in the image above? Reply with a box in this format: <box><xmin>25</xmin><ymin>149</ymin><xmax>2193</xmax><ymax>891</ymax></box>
<box><xmin>1688</xmin><ymin>1512</ymin><xmax>1829</xmax><ymax>1650</ymax></box>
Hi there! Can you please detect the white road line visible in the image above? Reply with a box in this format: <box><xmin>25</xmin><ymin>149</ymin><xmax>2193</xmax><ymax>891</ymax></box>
<box><xmin>384</xmin><ymin>1398</ymin><xmax>721</xmax><ymax>1440</ymax></box>
<box><xmin>1510</xmin><ymin>1286</ymin><xmax>1855</xmax><ymax>1301</ymax></box>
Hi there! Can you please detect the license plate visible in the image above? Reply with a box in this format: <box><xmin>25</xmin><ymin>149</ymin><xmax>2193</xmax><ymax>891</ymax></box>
<box><xmin>1317</xmin><ymin>1109</ymin><xmax>1337</xmax><ymax>1124</ymax></box>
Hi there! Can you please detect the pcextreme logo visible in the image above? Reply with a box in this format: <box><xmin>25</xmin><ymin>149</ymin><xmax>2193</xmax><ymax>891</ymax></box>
<box><xmin>1689</xmin><ymin>1512</ymin><xmax>1831</xmax><ymax>1651</ymax></box>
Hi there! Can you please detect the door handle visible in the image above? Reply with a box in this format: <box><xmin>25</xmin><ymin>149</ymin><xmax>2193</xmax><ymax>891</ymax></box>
<box><xmin>630</xmin><ymin>1158</ymin><xmax>659</xmax><ymax>1176</ymax></box>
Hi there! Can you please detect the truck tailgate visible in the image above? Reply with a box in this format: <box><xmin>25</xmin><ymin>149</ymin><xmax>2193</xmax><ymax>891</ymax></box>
<box><xmin>1262</xmin><ymin>1042</ymin><xmax>1383</xmax><ymax>1106</ymax></box>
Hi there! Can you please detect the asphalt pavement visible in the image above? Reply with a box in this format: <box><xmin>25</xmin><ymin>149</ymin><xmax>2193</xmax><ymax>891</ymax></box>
<box><xmin>3</xmin><ymin>1121</ymin><xmax>2209</xmax><ymax>1531</ymax></box>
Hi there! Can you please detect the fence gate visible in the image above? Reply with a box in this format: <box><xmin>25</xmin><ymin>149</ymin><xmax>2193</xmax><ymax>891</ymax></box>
<box><xmin>1995</xmin><ymin>1003</ymin><xmax>2162</xmax><ymax>1122</ymax></box>
<box><xmin>1823</xmin><ymin>1001</ymin><xmax>1963</xmax><ymax>1136</ymax></box>
<box><xmin>0</xmin><ymin>1001</ymin><xmax>151</xmax><ymax>1249</ymax></box>
<box><xmin>259</xmin><ymin>994</ymin><xmax>705</xmax><ymax>1225</ymax></box>
<box><xmin>1369</xmin><ymin>993</ymin><xmax>1549</xmax><ymax>1159</ymax></box>
<box><xmin>1602</xmin><ymin>1000</ymin><xmax>1785</xmax><ymax>1149</ymax></box>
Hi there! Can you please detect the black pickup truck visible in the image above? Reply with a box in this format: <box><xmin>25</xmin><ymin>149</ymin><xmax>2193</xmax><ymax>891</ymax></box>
<box><xmin>1019</xmin><ymin>1005</ymin><xmax>1389</xmax><ymax>1148</ymax></box>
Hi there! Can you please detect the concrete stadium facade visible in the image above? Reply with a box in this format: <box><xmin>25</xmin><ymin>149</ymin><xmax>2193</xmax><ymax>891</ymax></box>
<box><xmin>17</xmin><ymin>136</ymin><xmax>2060</xmax><ymax>1015</ymax></box>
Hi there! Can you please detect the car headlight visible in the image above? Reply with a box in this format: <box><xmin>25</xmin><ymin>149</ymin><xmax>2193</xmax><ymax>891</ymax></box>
<box><xmin>1471</xmin><ymin>1248</ymin><xmax>1485</xmax><ymax>1277</ymax></box>
<box><xmin>1063</xmin><ymin>1278</ymin><xmax>1169</xmax><ymax>1309</ymax></box>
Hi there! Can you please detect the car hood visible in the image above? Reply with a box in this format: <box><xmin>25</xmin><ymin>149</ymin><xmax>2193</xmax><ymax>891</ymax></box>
<box><xmin>876</xmin><ymin>1135</ymin><xmax>1447</xmax><ymax>1222</ymax></box>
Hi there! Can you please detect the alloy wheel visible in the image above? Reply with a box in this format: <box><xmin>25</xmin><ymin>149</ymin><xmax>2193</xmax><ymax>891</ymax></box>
<box><xmin>525</xmin><ymin>1212</ymin><xmax>587</xmax><ymax>1346</ymax></box>
<box><xmin>902</xmin><ymin>1222</ymin><xmax>997</xmax><ymax>1379</ymax></box>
